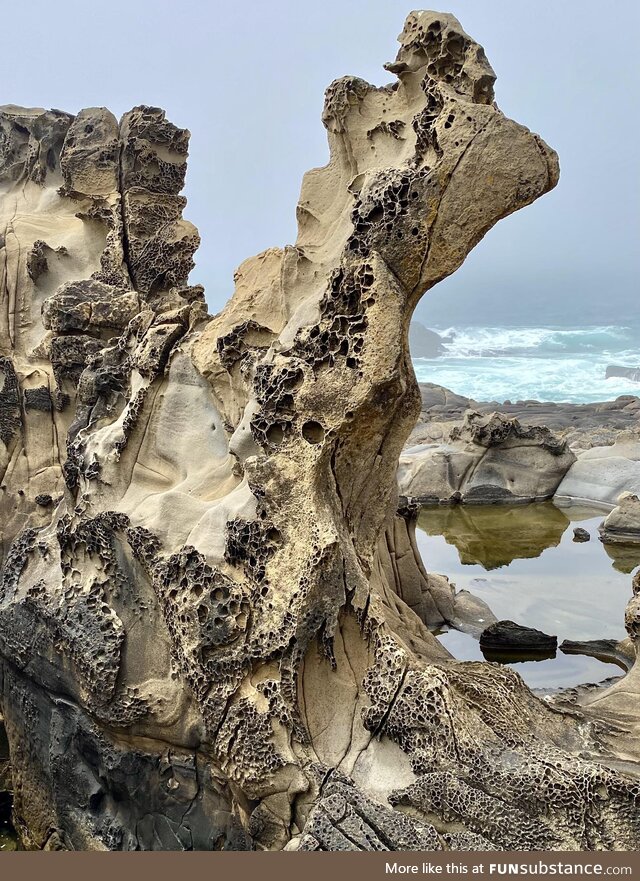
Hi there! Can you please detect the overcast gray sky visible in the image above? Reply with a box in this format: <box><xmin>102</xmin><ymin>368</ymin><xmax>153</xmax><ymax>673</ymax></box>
<box><xmin>2</xmin><ymin>0</ymin><xmax>638</xmax><ymax>326</ymax></box>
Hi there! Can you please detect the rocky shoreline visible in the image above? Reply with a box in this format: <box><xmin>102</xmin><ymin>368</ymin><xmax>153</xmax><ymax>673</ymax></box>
<box><xmin>400</xmin><ymin>383</ymin><xmax>640</xmax><ymax>518</ymax></box>
<box><xmin>2</xmin><ymin>11</ymin><xmax>640</xmax><ymax>853</ymax></box>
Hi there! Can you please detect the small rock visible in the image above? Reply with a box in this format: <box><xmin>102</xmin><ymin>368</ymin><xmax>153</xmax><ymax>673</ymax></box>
<box><xmin>573</xmin><ymin>527</ymin><xmax>590</xmax><ymax>542</ymax></box>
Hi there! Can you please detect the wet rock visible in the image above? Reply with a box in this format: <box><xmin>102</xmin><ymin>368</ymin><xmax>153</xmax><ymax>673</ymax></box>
<box><xmin>1</xmin><ymin>12</ymin><xmax>639</xmax><ymax>855</ymax></box>
<box><xmin>480</xmin><ymin>620</ymin><xmax>558</xmax><ymax>657</ymax></box>
<box><xmin>573</xmin><ymin>527</ymin><xmax>590</xmax><ymax>542</ymax></box>
<box><xmin>560</xmin><ymin>638</ymin><xmax>633</xmax><ymax>672</ymax></box>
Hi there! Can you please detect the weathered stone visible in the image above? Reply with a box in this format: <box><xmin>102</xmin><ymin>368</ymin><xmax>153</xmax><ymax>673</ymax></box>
<box><xmin>600</xmin><ymin>492</ymin><xmax>640</xmax><ymax>544</ymax></box>
<box><xmin>573</xmin><ymin>527</ymin><xmax>591</xmax><ymax>542</ymax></box>
<box><xmin>409</xmin><ymin>384</ymin><xmax>640</xmax><ymax>451</ymax></box>
<box><xmin>399</xmin><ymin>411</ymin><xmax>575</xmax><ymax>503</ymax></box>
<box><xmin>556</xmin><ymin>443</ymin><xmax>640</xmax><ymax>508</ymax></box>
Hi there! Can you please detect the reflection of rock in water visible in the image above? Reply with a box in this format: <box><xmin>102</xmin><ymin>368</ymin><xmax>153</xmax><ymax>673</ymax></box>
<box><xmin>602</xmin><ymin>542</ymin><xmax>640</xmax><ymax>574</ymax></box>
<box><xmin>418</xmin><ymin>502</ymin><xmax>570</xmax><ymax>569</ymax></box>
<box><xmin>0</xmin><ymin>720</ymin><xmax>17</xmax><ymax>852</ymax></box>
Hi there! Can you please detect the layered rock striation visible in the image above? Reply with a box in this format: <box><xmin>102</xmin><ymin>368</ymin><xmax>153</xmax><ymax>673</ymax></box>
<box><xmin>1</xmin><ymin>12</ymin><xmax>639</xmax><ymax>852</ymax></box>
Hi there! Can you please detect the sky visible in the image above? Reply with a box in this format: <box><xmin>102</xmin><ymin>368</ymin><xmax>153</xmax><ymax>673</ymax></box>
<box><xmin>2</xmin><ymin>0</ymin><xmax>639</xmax><ymax>327</ymax></box>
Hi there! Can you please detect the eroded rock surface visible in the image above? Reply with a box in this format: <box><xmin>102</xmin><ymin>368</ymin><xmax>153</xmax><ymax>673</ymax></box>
<box><xmin>1</xmin><ymin>12</ymin><xmax>639</xmax><ymax>852</ymax></box>
<box><xmin>410</xmin><ymin>384</ymin><xmax>640</xmax><ymax>451</ymax></box>
<box><xmin>556</xmin><ymin>443</ymin><xmax>640</xmax><ymax>509</ymax></box>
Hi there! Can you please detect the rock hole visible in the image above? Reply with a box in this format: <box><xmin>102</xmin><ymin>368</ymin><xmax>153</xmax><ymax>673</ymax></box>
<box><xmin>302</xmin><ymin>421</ymin><xmax>325</xmax><ymax>444</ymax></box>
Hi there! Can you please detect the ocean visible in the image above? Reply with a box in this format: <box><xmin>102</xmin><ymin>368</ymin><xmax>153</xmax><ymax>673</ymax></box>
<box><xmin>412</xmin><ymin>325</ymin><xmax>640</xmax><ymax>405</ymax></box>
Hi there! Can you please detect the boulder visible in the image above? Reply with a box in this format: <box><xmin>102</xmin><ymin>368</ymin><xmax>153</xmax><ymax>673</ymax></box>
<box><xmin>408</xmin><ymin>321</ymin><xmax>446</xmax><ymax>358</ymax></box>
<box><xmin>599</xmin><ymin>492</ymin><xmax>640</xmax><ymax>544</ymax></box>
<box><xmin>555</xmin><ymin>441</ymin><xmax>640</xmax><ymax>508</ymax></box>
<box><xmin>399</xmin><ymin>411</ymin><xmax>576</xmax><ymax>504</ymax></box>
<box><xmin>479</xmin><ymin>620</ymin><xmax>558</xmax><ymax>658</ymax></box>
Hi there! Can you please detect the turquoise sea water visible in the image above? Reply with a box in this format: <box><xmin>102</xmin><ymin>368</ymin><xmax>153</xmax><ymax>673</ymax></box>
<box><xmin>412</xmin><ymin>325</ymin><xmax>640</xmax><ymax>404</ymax></box>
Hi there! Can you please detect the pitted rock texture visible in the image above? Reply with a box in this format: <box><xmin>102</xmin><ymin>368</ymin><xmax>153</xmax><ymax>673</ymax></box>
<box><xmin>1</xmin><ymin>12</ymin><xmax>639</xmax><ymax>853</ymax></box>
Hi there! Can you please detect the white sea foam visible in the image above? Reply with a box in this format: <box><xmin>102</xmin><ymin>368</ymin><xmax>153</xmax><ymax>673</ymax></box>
<box><xmin>412</xmin><ymin>325</ymin><xmax>640</xmax><ymax>404</ymax></box>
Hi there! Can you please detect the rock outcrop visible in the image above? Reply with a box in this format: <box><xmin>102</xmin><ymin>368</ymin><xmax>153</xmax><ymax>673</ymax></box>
<box><xmin>410</xmin><ymin>384</ymin><xmax>640</xmax><ymax>451</ymax></box>
<box><xmin>399</xmin><ymin>411</ymin><xmax>576</xmax><ymax>503</ymax></box>
<box><xmin>555</xmin><ymin>442</ymin><xmax>640</xmax><ymax>508</ymax></box>
<box><xmin>1</xmin><ymin>12</ymin><xmax>639</xmax><ymax>853</ymax></box>
<box><xmin>606</xmin><ymin>366</ymin><xmax>640</xmax><ymax>382</ymax></box>
<box><xmin>408</xmin><ymin>321</ymin><xmax>446</xmax><ymax>357</ymax></box>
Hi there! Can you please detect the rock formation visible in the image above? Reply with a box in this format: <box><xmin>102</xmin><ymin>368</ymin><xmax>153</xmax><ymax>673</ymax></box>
<box><xmin>408</xmin><ymin>321</ymin><xmax>446</xmax><ymax>357</ymax></box>
<box><xmin>556</xmin><ymin>442</ymin><xmax>640</xmax><ymax>509</ymax></box>
<box><xmin>399</xmin><ymin>411</ymin><xmax>576</xmax><ymax>504</ymax></box>
<box><xmin>606</xmin><ymin>366</ymin><xmax>640</xmax><ymax>383</ymax></box>
<box><xmin>1</xmin><ymin>12</ymin><xmax>639</xmax><ymax>853</ymax></box>
<box><xmin>410</xmin><ymin>384</ymin><xmax>640</xmax><ymax>451</ymax></box>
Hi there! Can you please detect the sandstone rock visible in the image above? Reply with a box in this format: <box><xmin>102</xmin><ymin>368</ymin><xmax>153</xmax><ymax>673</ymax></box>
<box><xmin>408</xmin><ymin>321</ymin><xmax>445</xmax><ymax>357</ymax></box>
<box><xmin>399</xmin><ymin>411</ymin><xmax>575</xmax><ymax>503</ymax></box>
<box><xmin>2</xmin><ymin>12</ymin><xmax>639</xmax><ymax>854</ymax></box>
<box><xmin>409</xmin><ymin>385</ymin><xmax>640</xmax><ymax>451</ymax></box>
<box><xmin>555</xmin><ymin>441</ymin><xmax>640</xmax><ymax>508</ymax></box>
<box><xmin>599</xmin><ymin>492</ymin><xmax>640</xmax><ymax>544</ymax></box>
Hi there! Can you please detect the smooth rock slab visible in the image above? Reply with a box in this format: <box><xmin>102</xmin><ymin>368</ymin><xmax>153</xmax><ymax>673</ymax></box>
<box><xmin>555</xmin><ymin>442</ymin><xmax>640</xmax><ymax>508</ymax></box>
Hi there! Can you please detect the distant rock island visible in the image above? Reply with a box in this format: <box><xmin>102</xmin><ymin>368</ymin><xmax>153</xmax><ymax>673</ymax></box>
<box><xmin>408</xmin><ymin>321</ymin><xmax>446</xmax><ymax>357</ymax></box>
<box><xmin>1</xmin><ymin>11</ymin><xmax>639</xmax><ymax>853</ymax></box>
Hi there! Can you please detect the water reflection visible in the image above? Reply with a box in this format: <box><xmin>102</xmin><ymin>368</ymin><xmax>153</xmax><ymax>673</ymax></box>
<box><xmin>418</xmin><ymin>501</ymin><xmax>569</xmax><ymax>569</ymax></box>
<box><xmin>416</xmin><ymin>502</ymin><xmax>640</xmax><ymax>689</ymax></box>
